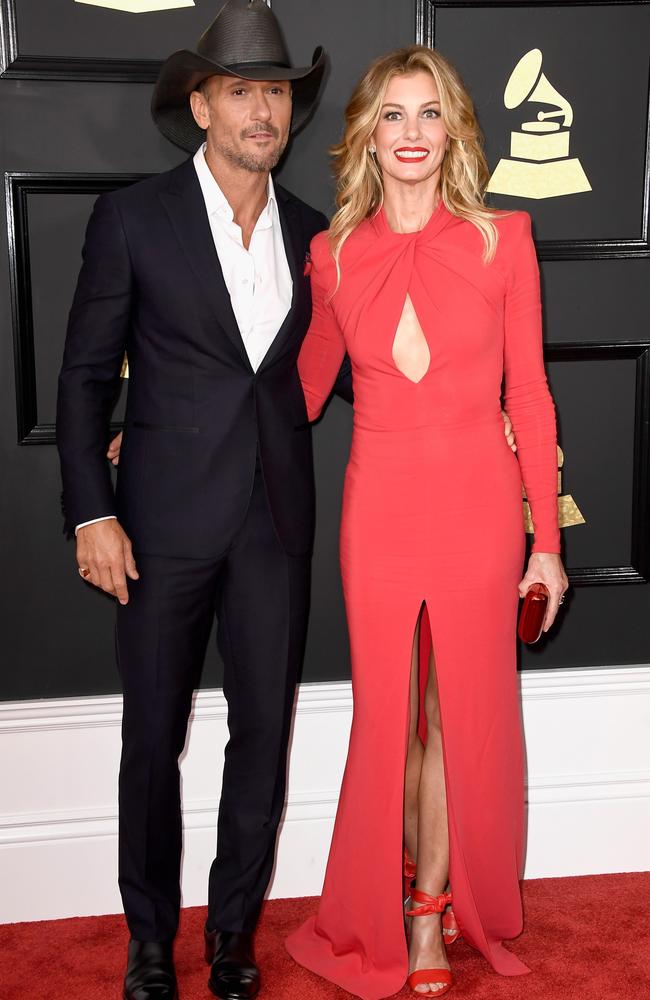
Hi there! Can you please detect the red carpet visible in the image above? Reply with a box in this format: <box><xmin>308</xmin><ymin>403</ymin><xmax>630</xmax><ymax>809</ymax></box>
<box><xmin>2</xmin><ymin>873</ymin><xmax>649</xmax><ymax>999</ymax></box>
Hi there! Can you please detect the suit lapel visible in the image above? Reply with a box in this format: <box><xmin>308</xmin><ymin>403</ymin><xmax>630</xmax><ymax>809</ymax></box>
<box><xmin>159</xmin><ymin>160</ymin><xmax>307</xmax><ymax>374</ymax></box>
<box><xmin>159</xmin><ymin>158</ymin><xmax>253</xmax><ymax>371</ymax></box>
<box><xmin>258</xmin><ymin>189</ymin><xmax>306</xmax><ymax>371</ymax></box>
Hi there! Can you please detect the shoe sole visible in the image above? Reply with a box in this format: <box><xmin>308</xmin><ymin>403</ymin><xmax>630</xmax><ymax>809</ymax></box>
<box><xmin>208</xmin><ymin>981</ymin><xmax>260</xmax><ymax>1000</ymax></box>
<box><xmin>123</xmin><ymin>993</ymin><xmax>178</xmax><ymax>1000</ymax></box>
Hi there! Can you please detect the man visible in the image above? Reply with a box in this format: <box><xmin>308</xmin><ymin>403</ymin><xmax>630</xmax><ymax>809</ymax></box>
<box><xmin>57</xmin><ymin>3</ymin><xmax>336</xmax><ymax>998</ymax></box>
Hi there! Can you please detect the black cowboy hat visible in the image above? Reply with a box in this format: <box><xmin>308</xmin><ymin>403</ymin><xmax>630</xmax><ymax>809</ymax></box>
<box><xmin>151</xmin><ymin>0</ymin><xmax>325</xmax><ymax>152</ymax></box>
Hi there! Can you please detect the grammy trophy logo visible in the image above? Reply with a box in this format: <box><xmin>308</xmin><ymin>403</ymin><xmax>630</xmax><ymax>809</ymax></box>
<box><xmin>75</xmin><ymin>1</ymin><xmax>271</xmax><ymax>9</ymax></box>
<box><xmin>523</xmin><ymin>446</ymin><xmax>586</xmax><ymax>533</ymax></box>
<box><xmin>487</xmin><ymin>48</ymin><xmax>591</xmax><ymax>200</ymax></box>
<box><xmin>75</xmin><ymin>1</ymin><xmax>196</xmax><ymax>12</ymax></box>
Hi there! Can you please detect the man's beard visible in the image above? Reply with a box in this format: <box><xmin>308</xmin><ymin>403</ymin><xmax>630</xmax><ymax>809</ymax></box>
<box><xmin>216</xmin><ymin>125</ymin><xmax>288</xmax><ymax>173</ymax></box>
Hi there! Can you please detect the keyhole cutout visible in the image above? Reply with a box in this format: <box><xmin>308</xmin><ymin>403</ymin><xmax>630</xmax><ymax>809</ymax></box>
<box><xmin>392</xmin><ymin>294</ymin><xmax>430</xmax><ymax>384</ymax></box>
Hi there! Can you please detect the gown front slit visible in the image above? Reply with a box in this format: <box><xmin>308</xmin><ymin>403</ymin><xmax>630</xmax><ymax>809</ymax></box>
<box><xmin>285</xmin><ymin>202</ymin><xmax>560</xmax><ymax>1000</ymax></box>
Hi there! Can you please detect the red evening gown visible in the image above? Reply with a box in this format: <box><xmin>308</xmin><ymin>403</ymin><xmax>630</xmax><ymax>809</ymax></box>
<box><xmin>285</xmin><ymin>202</ymin><xmax>560</xmax><ymax>999</ymax></box>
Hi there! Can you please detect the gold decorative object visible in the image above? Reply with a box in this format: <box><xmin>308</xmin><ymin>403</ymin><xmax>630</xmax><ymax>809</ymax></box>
<box><xmin>523</xmin><ymin>445</ymin><xmax>586</xmax><ymax>533</ymax></box>
<box><xmin>120</xmin><ymin>354</ymin><xmax>129</xmax><ymax>379</ymax></box>
<box><xmin>487</xmin><ymin>48</ymin><xmax>591</xmax><ymax>200</ymax></box>
<box><xmin>75</xmin><ymin>1</ymin><xmax>195</xmax><ymax>13</ymax></box>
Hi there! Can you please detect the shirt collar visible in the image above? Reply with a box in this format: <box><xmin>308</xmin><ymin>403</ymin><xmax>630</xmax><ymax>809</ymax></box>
<box><xmin>193</xmin><ymin>143</ymin><xmax>277</xmax><ymax>230</ymax></box>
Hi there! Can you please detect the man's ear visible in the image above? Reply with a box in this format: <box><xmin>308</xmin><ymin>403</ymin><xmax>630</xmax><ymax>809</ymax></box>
<box><xmin>189</xmin><ymin>89</ymin><xmax>210</xmax><ymax>130</ymax></box>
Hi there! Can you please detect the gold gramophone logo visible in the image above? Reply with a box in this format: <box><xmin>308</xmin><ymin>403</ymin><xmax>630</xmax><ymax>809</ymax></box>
<box><xmin>487</xmin><ymin>48</ymin><xmax>591</xmax><ymax>200</ymax></box>
<box><xmin>75</xmin><ymin>1</ymin><xmax>196</xmax><ymax>11</ymax></box>
<box><xmin>523</xmin><ymin>446</ymin><xmax>585</xmax><ymax>533</ymax></box>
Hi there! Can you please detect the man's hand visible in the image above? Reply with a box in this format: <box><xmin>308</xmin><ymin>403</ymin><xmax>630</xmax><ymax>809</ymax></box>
<box><xmin>107</xmin><ymin>431</ymin><xmax>122</xmax><ymax>466</ymax></box>
<box><xmin>76</xmin><ymin>519</ymin><xmax>139</xmax><ymax>605</ymax></box>
<box><xmin>501</xmin><ymin>409</ymin><xmax>516</xmax><ymax>452</ymax></box>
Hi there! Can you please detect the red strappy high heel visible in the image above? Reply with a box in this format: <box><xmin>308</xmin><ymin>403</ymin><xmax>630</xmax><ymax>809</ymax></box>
<box><xmin>403</xmin><ymin>849</ymin><xmax>418</xmax><ymax>900</ymax></box>
<box><xmin>405</xmin><ymin>888</ymin><xmax>453</xmax><ymax>998</ymax></box>
<box><xmin>404</xmin><ymin>850</ymin><xmax>418</xmax><ymax>881</ymax></box>
<box><xmin>403</xmin><ymin>852</ymin><xmax>461</xmax><ymax>946</ymax></box>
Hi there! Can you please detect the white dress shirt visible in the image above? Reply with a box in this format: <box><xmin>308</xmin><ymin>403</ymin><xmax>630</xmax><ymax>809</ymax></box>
<box><xmin>75</xmin><ymin>145</ymin><xmax>293</xmax><ymax>534</ymax></box>
<box><xmin>193</xmin><ymin>143</ymin><xmax>292</xmax><ymax>369</ymax></box>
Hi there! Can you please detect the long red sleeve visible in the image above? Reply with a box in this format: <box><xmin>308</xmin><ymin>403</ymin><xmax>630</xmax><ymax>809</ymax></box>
<box><xmin>298</xmin><ymin>233</ymin><xmax>347</xmax><ymax>422</ymax></box>
<box><xmin>503</xmin><ymin>212</ymin><xmax>560</xmax><ymax>554</ymax></box>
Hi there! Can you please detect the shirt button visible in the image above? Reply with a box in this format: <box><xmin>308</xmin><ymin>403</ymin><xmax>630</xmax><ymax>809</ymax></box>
<box><xmin>242</xmin><ymin>278</ymin><xmax>248</xmax><ymax>285</ymax></box>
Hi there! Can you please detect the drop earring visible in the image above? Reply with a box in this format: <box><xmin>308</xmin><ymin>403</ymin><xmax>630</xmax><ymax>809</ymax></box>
<box><xmin>369</xmin><ymin>145</ymin><xmax>376</xmax><ymax>154</ymax></box>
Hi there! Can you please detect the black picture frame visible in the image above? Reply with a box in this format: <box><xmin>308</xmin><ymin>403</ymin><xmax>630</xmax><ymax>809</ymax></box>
<box><xmin>415</xmin><ymin>1</ymin><xmax>650</xmax><ymax>260</ymax></box>
<box><xmin>5</xmin><ymin>171</ymin><xmax>149</xmax><ymax>445</ymax></box>
<box><xmin>544</xmin><ymin>341</ymin><xmax>650</xmax><ymax>586</ymax></box>
<box><xmin>0</xmin><ymin>0</ymin><xmax>271</xmax><ymax>83</ymax></box>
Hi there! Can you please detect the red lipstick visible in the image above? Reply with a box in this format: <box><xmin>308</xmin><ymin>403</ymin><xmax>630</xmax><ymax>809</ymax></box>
<box><xmin>394</xmin><ymin>147</ymin><xmax>430</xmax><ymax>162</ymax></box>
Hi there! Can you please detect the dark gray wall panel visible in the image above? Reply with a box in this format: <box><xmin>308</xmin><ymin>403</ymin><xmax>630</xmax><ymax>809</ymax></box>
<box><xmin>540</xmin><ymin>259</ymin><xmax>650</xmax><ymax>345</ymax></box>
<box><xmin>1</xmin><ymin>1</ymin><xmax>649</xmax><ymax>700</ymax></box>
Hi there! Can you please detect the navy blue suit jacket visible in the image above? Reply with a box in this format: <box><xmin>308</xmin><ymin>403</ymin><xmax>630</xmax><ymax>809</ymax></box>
<box><xmin>57</xmin><ymin>157</ymin><xmax>352</xmax><ymax>558</ymax></box>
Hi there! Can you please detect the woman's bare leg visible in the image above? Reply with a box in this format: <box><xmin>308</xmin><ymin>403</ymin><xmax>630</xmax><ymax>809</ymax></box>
<box><xmin>407</xmin><ymin>621</ymin><xmax>450</xmax><ymax>993</ymax></box>
<box><xmin>404</xmin><ymin>612</ymin><xmax>424</xmax><ymax>864</ymax></box>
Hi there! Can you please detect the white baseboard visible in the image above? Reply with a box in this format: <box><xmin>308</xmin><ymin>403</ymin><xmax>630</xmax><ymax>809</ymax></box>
<box><xmin>1</xmin><ymin>666</ymin><xmax>649</xmax><ymax>923</ymax></box>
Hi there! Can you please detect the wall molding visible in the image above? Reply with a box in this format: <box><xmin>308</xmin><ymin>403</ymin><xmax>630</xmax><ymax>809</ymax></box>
<box><xmin>4</xmin><ymin>770</ymin><xmax>650</xmax><ymax>849</ymax></box>
<box><xmin>0</xmin><ymin>680</ymin><xmax>354</xmax><ymax>734</ymax></box>
<box><xmin>519</xmin><ymin>662</ymin><xmax>650</xmax><ymax>699</ymax></box>
<box><xmin>0</xmin><ymin>0</ymin><xmax>166</xmax><ymax>82</ymax></box>
<box><xmin>543</xmin><ymin>342</ymin><xmax>650</xmax><ymax>586</ymax></box>
<box><xmin>0</xmin><ymin>0</ymin><xmax>273</xmax><ymax>81</ymax></box>
<box><xmin>2</xmin><ymin>667</ymin><xmax>650</xmax><ymax>922</ymax></box>
<box><xmin>4</xmin><ymin>664</ymin><xmax>648</xmax><ymax>728</ymax></box>
<box><xmin>4</xmin><ymin>172</ymin><xmax>149</xmax><ymax>446</ymax></box>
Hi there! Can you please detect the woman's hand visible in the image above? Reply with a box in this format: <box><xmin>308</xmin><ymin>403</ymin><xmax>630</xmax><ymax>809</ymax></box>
<box><xmin>501</xmin><ymin>409</ymin><xmax>516</xmax><ymax>452</ymax></box>
<box><xmin>518</xmin><ymin>552</ymin><xmax>569</xmax><ymax>633</ymax></box>
<box><xmin>107</xmin><ymin>431</ymin><xmax>122</xmax><ymax>466</ymax></box>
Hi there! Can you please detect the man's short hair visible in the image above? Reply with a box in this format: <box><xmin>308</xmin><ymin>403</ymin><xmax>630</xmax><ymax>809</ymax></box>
<box><xmin>196</xmin><ymin>76</ymin><xmax>214</xmax><ymax>98</ymax></box>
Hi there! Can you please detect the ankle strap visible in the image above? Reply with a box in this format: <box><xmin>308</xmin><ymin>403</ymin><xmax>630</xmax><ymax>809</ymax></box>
<box><xmin>403</xmin><ymin>850</ymin><xmax>417</xmax><ymax>880</ymax></box>
<box><xmin>405</xmin><ymin>888</ymin><xmax>452</xmax><ymax>916</ymax></box>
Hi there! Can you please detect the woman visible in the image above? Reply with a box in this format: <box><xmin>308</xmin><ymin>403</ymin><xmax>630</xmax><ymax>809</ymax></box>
<box><xmin>285</xmin><ymin>45</ymin><xmax>568</xmax><ymax>999</ymax></box>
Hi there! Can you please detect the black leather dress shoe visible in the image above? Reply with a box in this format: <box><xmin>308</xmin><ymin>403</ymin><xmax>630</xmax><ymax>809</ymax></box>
<box><xmin>123</xmin><ymin>939</ymin><xmax>178</xmax><ymax>1000</ymax></box>
<box><xmin>205</xmin><ymin>928</ymin><xmax>260</xmax><ymax>1000</ymax></box>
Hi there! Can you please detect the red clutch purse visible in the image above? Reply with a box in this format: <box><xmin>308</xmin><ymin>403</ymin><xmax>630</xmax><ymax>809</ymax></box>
<box><xmin>518</xmin><ymin>583</ymin><xmax>549</xmax><ymax>644</ymax></box>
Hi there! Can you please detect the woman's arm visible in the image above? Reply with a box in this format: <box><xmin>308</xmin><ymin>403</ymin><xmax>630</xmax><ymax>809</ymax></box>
<box><xmin>503</xmin><ymin>212</ymin><xmax>568</xmax><ymax>629</ymax></box>
<box><xmin>298</xmin><ymin>236</ymin><xmax>347</xmax><ymax>421</ymax></box>
<box><xmin>503</xmin><ymin>212</ymin><xmax>560</xmax><ymax>555</ymax></box>
<box><xmin>332</xmin><ymin>354</ymin><xmax>354</xmax><ymax>405</ymax></box>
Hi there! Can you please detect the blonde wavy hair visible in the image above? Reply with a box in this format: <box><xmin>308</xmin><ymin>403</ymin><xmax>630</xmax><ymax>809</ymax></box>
<box><xmin>329</xmin><ymin>45</ymin><xmax>507</xmax><ymax>287</ymax></box>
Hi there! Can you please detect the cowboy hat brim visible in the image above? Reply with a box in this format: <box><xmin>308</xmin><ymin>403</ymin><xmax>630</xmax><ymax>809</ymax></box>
<box><xmin>151</xmin><ymin>45</ymin><xmax>325</xmax><ymax>153</ymax></box>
